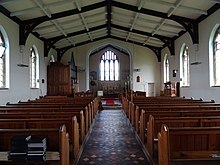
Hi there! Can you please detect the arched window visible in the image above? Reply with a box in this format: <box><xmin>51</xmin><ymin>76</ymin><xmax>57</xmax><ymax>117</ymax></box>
<box><xmin>100</xmin><ymin>50</ymin><xmax>119</xmax><ymax>81</ymax></box>
<box><xmin>213</xmin><ymin>26</ymin><xmax>220</xmax><ymax>86</ymax></box>
<box><xmin>163</xmin><ymin>54</ymin><xmax>169</xmax><ymax>83</ymax></box>
<box><xmin>0</xmin><ymin>31</ymin><xmax>6</xmax><ymax>88</ymax></box>
<box><xmin>30</xmin><ymin>46</ymin><xmax>39</xmax><ymax>88</ymax></box>
<box><xmin>180</xmin><ymin>45</ymin><xmax>190</xmax><ymax>86</ymax></box>
<box><xmin>50</xmin><ymin>55</ymin><xmax>55</xmax><ymax>63</ymax></box>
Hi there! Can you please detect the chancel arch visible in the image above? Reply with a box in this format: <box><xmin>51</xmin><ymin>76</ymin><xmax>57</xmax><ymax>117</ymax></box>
<box><xmin>87</xmin><ymin>43</ymin><xmax>132</xmax><ymax>97</ymax></box>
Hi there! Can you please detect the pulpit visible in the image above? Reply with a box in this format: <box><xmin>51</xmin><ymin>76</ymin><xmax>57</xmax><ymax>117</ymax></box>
<box><xmin>164</xmin><ymin>82</ymin><xmax>176</xmax><ymax>96</ymax></box>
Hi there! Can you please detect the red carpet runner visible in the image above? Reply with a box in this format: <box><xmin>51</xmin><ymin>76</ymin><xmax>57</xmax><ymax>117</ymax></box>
<box><xmin>101</xmin><ymin>98</ymin><xmax>121</xmax><ymax>106</ymax></box>
<box><xmin>106</xmin><ymin>99</ymin><xmax>115</xmax><ymax>105</ymax></box>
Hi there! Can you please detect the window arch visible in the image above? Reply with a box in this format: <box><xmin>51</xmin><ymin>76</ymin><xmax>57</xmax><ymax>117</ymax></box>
<box><xmin>0</xmin><ymin>27</ymin><xmax>9</xmax><ymax>88</ymax></box>
<box><xmin>213</xmin><ymin>26</ymin><xmax>220</xmax><ymax>86</ymax></box>
<box><xmin>30</xmin><ymin>46</ymin><xmax>39</xmax><ymax>88</ymax></box>
<box><xmin>100</xmin><ymin>50</ymin><xmax>119</xmax><ymax>81</ymax></box>
<box><xmin>163</xmin><ymin>54</ymin><xmax>169</xmax><ymax>83</ymax></box>
<box><xmin>180</xmin><ymin>44</ymin><xmax>190</xmax><ymax>86</ymax></box>
<box><xmin>50</xmin><ymin>55</ymin><xmax>55</xmax><ymax>63</ymax></box>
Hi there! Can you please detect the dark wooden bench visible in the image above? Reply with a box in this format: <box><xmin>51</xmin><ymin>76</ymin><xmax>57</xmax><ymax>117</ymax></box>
<box><xmin>0</xmin><ymin>96</ymin><xmax>101</xmax><ymax>164</ymax></box>
<box><xmin>2</xmin><ymin>102</ymin><xmax>91</xmax><ymax>130</ymax></box>
<box><xmin>0</xmin><ymin>96</ymin><xmax>101</xmax><ymax>159</ymax></box>
<box><xmin>132</xmin><ymin>98</ymin><xmax>215</xmax><ymax>104</ymax></box>
<box><xmin>122</xmin><ymin>95</ymin><xmax>214</xmax><ymax>111</ymax></box>
<box><xmin>121</xmin><ymin>95</ymin><xmax>220</xmax><ymax>133</ymax></box>
<box><xmin>123</xmin><ymin>97</ymin><xmax>219</xmax><ymax>130</ymax></box>
<box><xmin>139</xmin><ymin>109</ymin><xmax>220</xmax><ymax>142</ymax></box>
<box><xmin>133</xmin><ymin>106</ymin><xmax>220</xmax><ymax>135</ymax></box>
<box><xmin>0</xmin><ymin>125</ymin><xmax>69</xmax><ymax>165</ymax></box>
<box><xmin>147</xmin><ymin>115</ymin><xmax>220</xmax><ymax>161</ymax></box>
<box><xmin>0</xmin><ymin>109</ymin><xmax>85</xmax><ymax>144</ymax></box>
<box><xmin>26</xmin><ymin>96</ymin><xmax>95</xmax><ymax>107</ymax></box>
<box><xmin>5</xmin><ymin>97</ymin><xmax>100</xmax><ymax>132</ymax></box>
<box><xmin>158</xmin><ymin>125</ymin><xmax>220</xmax><ymax>165</ymax></box>
<box><xmin>130</xmin><ymin>95</ymin><xmax>213</xmax><ymax>102</ymax></box>
<box><xmin>0</xmin><ymin>116</ymin><xmax>81</xmax><ymax>158</ymax></box>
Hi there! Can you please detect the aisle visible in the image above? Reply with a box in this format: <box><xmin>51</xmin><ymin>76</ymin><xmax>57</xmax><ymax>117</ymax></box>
<box><xmin>77</xmin><ymin>110</ymin><xmax>151</xmax><ymax>165</ymax></box>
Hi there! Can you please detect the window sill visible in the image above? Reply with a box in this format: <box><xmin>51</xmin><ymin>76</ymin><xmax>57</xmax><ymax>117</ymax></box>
<box><xmin>181</xmin><ymin>86</ymin><xmax>190</xmax><ymax>88</ymax></box>
<box><xmin>0</xmin><ymin>88</ymin><xmax>9</xmax><ymax>90</ymax></box>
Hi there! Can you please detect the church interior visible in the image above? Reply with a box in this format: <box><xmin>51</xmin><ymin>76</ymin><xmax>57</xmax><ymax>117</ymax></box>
<box><xmin>0</xmin><ymin>0</ymin><xmax>220</xmax><ymax>164</ymax></box>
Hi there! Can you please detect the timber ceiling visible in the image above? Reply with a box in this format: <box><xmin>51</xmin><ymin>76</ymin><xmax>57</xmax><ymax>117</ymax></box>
<box><xmin>0</xmin><ymin>0</ymin><xmax>220</xmax><ymax>60</ymax></box>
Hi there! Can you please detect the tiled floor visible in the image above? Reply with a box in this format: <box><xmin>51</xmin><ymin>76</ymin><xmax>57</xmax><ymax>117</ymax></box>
<box><xmin>77</xmin><ymin>110</ymin><xmax>151</xmax><ymax>165</ymax></box>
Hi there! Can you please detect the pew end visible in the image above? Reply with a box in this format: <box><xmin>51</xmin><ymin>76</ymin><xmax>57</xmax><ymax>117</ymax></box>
<box><xmin>158</xmin><ymin>124</ymin><xmax>169</xmax><ymax>165</ymax></box>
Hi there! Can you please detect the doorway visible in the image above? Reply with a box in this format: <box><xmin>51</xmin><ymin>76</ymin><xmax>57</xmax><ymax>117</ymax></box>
<box><xmin>147</xmin><ymin>83</ymin><xmax>155</xmax><ymax>96</ymax></box>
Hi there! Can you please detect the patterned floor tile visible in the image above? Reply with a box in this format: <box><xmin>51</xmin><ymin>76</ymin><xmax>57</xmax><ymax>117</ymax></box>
<box><xmin>77</xmin><ymin>110</ymin><xmax>151</xmax><ymax>165</ymax></box>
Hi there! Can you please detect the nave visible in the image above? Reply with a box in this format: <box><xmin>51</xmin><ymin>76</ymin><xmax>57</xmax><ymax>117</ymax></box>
<box><xmin>76</xmin><ymin>109</ymin><xmax>152</xmax><ymax>165</ymax></box>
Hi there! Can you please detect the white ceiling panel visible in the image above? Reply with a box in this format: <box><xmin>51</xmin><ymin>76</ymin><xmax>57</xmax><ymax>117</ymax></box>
<box><xmin>0</xmin><ymin>0</ymin><xmax>218</xmax><ymax>57</ymax></box>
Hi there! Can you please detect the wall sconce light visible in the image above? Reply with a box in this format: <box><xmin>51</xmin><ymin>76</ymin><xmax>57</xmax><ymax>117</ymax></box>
<box><xmin>133</xmin><ymin>68</ymin><xmax>140</xmax><ymax>72</ymax></box>
<box><xmin>173</xmin><ymin>69</ymin><xmax>178</xmax><ymax>77</ymax></box>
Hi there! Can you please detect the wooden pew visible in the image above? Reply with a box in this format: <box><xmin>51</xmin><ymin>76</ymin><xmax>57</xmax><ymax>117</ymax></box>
<box><xmin>24</xmin><ymin>95</ymin><xmax>95</xmax><ymax>105</ymax></box>
<box><xmin>5</xmin><ymin>104</ymin><xmax>88</xmax><ymax>110</ymax></box>
<box><xmin>135</xmin><ymin>107</ymin><xmax>219</xmax><ymax>136</ymax></box>
<box><xmin>158</xmin><ymin>125</ymin><xmax>220</xmax><ymax>165</ymax></box>
<box><xmin>0</xmin><ymin>116</ymin><xmax>81</xmax><ymax>158</ymax></box>
<box><xmin>123</xmin><ymin>95</ymin><xmax>205</xmax><ymax>104</ymax></box>
<box><xmin>0</xmin><ymin>125</ymin><xmax>69</xmax><ymax>165</ymax></box>
<box><xmin>0</xmin><ymin>111</ymin><xmax>79</xmax><ymax>119</ymax></box>
<box><xmin>4</xmin><ymin>98</ymin><xmax>98</xmax><ymax>133</ymax></box>
<box><xmin>139</xmin><ymin>109</ymin><xmax>220</xmax><ymax>142</ymax></box>
<box><xmin>122</xmin><ymin>96</ymin><xmax>129</xmax><ymax>115</ymax></box>
<box><xmin>123</xmin><ymin>95</ymin><xmax>216</xmax><ymax>109</ymax></box>
<box><xmin>0</xmin><ymin>110</ymin><xmax>85</xmax><ymax>144</ymax></box>
<box><xmin>138</xmin><ymin>105</ymin><xmax>220</xmax><ymax>111</ymax></box>
<box><xmin>130</xmin><ymin>95</ymin><xmax>214</xmax><ymax>102</ymax></box>
<box><xmin>0</xmin><ymin>96</ymin><xmax>100</xmax><ymax>162</ymax></box>
<box><xmin>74</xmin><ymin>92</ymin><xmax>94</xmax><ymax>97</ymax></box>
<box><xmin>147</xmin><ymin>115</ymin><xmax>220</xmax><ymax>160</ymax></box>
<box><xmin>133</xmin><ymin>103</ymin><xmax>220</xmax><ymax>133</ymax></box>
<box><xmin>123</xmin><ymin>97</ymin><xmax>219</xmax><ymax>132</ymax></box>
<box><xmin>9</xmin><ymin>95</ymin><xmax>97</xmax><ymax>112</ymax></box>
<box><xmin>0</xmin><ymin>103</ymin><xmax>89</xmax><ymax>131</ymax></box>
<box><xmin>122</xmin><ymin>96</ymin><xmax>220</xmax><ymax>164</ymax></box>
<box><xmin>132</xmin><ymin>98</ymin><xmax>215</xmax><ymax>104</ymax></box>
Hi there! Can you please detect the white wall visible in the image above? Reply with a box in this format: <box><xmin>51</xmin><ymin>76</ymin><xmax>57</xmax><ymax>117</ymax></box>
<box><xmin>132</xmin><ymin>44</ymin><xmax>160</xmax><ymax>96</ymax></box>
<box><xmin>0</xmin><ymin>13</ymin><xmax>47</xmax><ymax>105</ymax></box>
<box><xmin>161</xmin><ymin>9</ymin><xmax>220</xmax><ymax>102</ymax></box>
